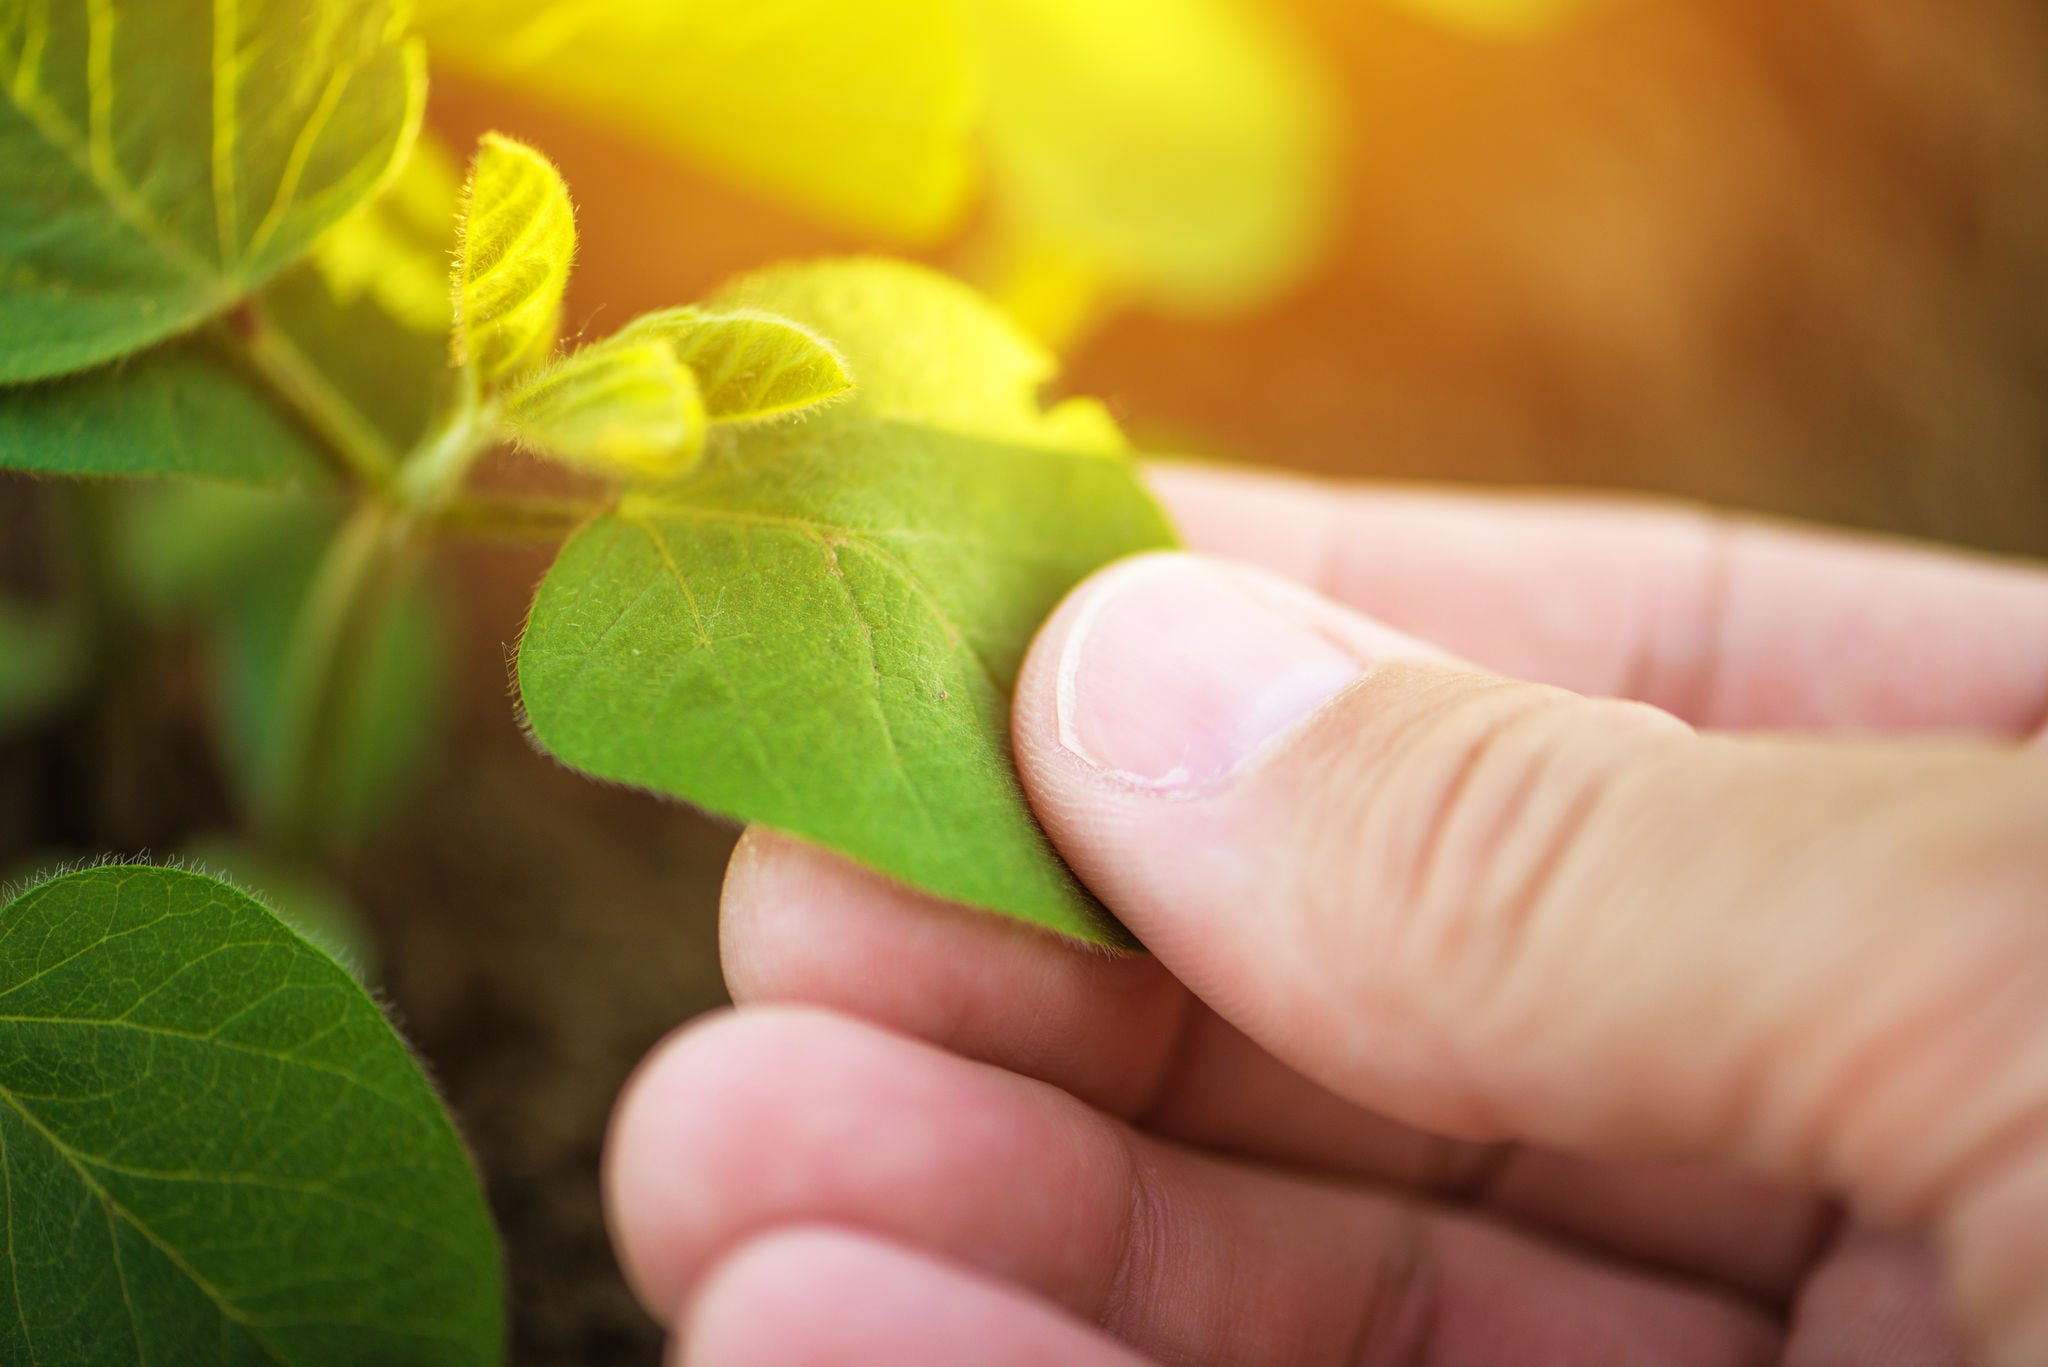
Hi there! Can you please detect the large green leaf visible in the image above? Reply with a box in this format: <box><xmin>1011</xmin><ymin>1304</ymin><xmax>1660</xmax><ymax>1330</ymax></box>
<box><xmin>0</xmin><ymin>137</ymin><xmax>458</xmax><ymax>486</ymax></box>
<box><xmin>0</xmin><ymin>0</ymin><xmax>427</xmax><ymax>383</ymax></box>
<box><xmin>520</xmin><ymin>261</ymin><xmax>1172</xmax><ymax>941</ymax></box>
<box><xmin>0</xmin><ymin>863</ymin><xmax>502</xmax><ymax>1362</ymax></box>
<box><xmin>519</xmin><ymin>417</ymin><xmax>1174</xmax><ymax>943</ymax></box>
<box><xmin>418</xmin><ymin>0</ymin><xmax>977</xmax><ymax>241</ymax></box>
<box><xmin>0</xmin><ymin>336</ymin><xmax>336</xmax><ymax>486</ymax></box>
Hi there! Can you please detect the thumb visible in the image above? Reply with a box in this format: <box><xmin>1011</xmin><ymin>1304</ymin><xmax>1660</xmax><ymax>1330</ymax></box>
<box><xmin>1014</xmin><ymin>552</ymin><xmax>2048</xmax><ymax>1359</ymax></box>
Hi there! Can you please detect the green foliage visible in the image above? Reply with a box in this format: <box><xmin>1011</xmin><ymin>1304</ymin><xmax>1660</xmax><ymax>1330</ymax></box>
<box><xmin>117</xmin><ymin>485</ymin><xmax>451</xmax><ymax>843</ymax></box>
<box><xmin>611</xmin><ymin>308</ymin><xmax>852</xmax><ymax>424</ymax></box>
<box><xmin>504</xmin><ymin>339</ymin><xmax>705</xmax><ymax>482</ymax></box>
<box><xmin>714</xmin><ymin>258</ymin><xmax>1123</xmax><ymax>450</ymax></box>
<box><xmin>0</xmin><ymin>600</ymin><xmax>81</xmax><ymax>734</ymax></box>
<box><xmin>520</xmin><ymin>260</ymin><xmax>1178</xmax><ymax>943</ymax></box>
<box><xmin>0</xmin><ymin>139</ymin><xmax>459</xmax><ymax>486</ymax></box>
<box><xmin>417</xmin><ymin>0</ymin><xmax>977</xmax><ymax>240</ymax></box>
<box><xmin>0</xmin><ymin>864</ymin><xmax>502</xmax><ymax>1361</ymax></box>
<box><xmin>0</xmin><ymin>336</ymin><xmax>337</xmax><ymax>487</ymax></box>
<box><xmin>0</xmin><ymin>0</ymin><xmax>426</xmax><ymax>382</ymax></box>
<box><xmin>453</xmin><ymin>133</ymin><xmax>575</xmax><ymax>383</ymax></box>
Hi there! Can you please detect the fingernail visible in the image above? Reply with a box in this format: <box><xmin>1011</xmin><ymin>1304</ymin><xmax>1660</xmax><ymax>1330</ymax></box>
<box><xmin>1054</xmin><ymin>554</ymin><xmax>1436</xmax><ymax>792</ymax></box>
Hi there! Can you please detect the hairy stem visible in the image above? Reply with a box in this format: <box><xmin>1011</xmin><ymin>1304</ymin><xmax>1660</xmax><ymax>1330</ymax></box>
<box><xmin>225</xmin><ymin>302</ymin><xmax>401</xmax><ymax>492</ymax></box>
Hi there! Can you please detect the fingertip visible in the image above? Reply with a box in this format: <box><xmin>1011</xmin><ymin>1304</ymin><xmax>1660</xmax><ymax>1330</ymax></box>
<box><xmin>718</xmin><ymin>827</ymin><xmax>1184</xmax><ymax>1115</ymax></box>
<box><xmin>681</xmin><ymin>1228</ymin><xmax>1145</xmax><ymax>1367</ymax></box>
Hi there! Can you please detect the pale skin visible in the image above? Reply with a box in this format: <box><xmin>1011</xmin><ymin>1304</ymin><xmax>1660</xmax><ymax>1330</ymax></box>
<box><xmin>603</xmin><ymin>464</ymin><xmax>2048</xmax><ymax>1366</ymax></box>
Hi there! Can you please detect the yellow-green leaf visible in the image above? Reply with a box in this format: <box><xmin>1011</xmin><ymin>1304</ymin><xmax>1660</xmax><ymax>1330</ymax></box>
<box><xmin>712</xmin><ymin>258</ymin><xmax>1124</xmax><ymax>452</ymax></box>
<box><xmin>453</xmin><ymin>132</ymin><xmax>575</xmax><ymax>382</ymax></box>
<box><xmin>968</xmin><ymin>0</ymin><xmax>1340</xmax><ymax>316</ymax></box>
<box><xmin>613</xmin><ymin>307</ymin><xmax>851</xmax><ymax>424</ymax></box>
<box><xmin>0</xmin><ymin>0</ymin><xmax>426</xmax><ymax>382</ymax></box>
<box><xmin>418</xmin><ymin>0</ymin><xmax>978</xmax><ymax>241</ymax></box>
<box><xmin>504</xmin><ymin>339</ymin><xmax>705</xmax><ymax>481</ymax></box>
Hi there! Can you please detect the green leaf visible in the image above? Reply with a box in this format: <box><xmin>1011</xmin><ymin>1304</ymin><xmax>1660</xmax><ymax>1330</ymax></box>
<box><xmin>0</xmin><ymin>1</ymin><xmax>427</xmax><ymax>383</ymax></box>
<box><xmin>418</xmin><ymin>0</ymin><xmax>977</xmax><ymax>241</ymax></box>
<box><xmin>454</xmin><ymin>132</ymin><xmax>575</xmax><ymax>383</ymax></box>
<box><xmin>0</xmin><ymin>137</ymin><xmax>459</xmax><ymax>486</ymax></box>
<box><xmin>0</xmin><ymin>600</ymin><xmax>82</xmax><ymax>734</ymax></box>
<box><xmin>968</xmin><ymin>0</ymin><xmax>1339</xmax><ymax>314</ymax></box>
<box><xmin>611</xmin><ymin>308</ymin><xmax>851</xmax><ymax>424</ymax></box>
<box><xmin>0</xmin><ymin>336</ymin><xmax>337</xmax><ymax>487</ymax></box>
<box><xmin>518</xmin><ymin>416</ymin><xmax>1176</xmax><ymax>943</ymax></box>
<box><xmin>712</xmin><ymin>258</ymin><xmax>1124</xmax><ymax>452</ymax></box>
<box><xmin>504</xmin><ymin>338</ymin><xmax>705</xmax><ymax>482</ymax></box>
<box><xmin>0</xmin><ymin>863</ymin><xmax>502</xmax><ymax>1361</ymax></box>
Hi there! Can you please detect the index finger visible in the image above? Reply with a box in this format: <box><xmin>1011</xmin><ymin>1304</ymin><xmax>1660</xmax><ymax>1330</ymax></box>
<box><xmin>1149</xmin><ymin>463</ymin><xmax>2048</xmax><ymax>737</ymax></box>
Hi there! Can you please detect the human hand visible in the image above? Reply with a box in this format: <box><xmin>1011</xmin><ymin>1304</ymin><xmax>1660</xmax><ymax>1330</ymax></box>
<box><xmin>605</xmin><ymin>465</ymin><xmax>2048</xmax><ymax>1366</ymax></box>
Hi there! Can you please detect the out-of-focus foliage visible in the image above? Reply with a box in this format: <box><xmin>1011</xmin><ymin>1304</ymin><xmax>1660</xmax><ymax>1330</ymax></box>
<box><xmin>967</xmin><ymin>0</ymin><xmax>1340</xmax><ymax>323</ymax></box>
<box><xmin>0</xmin><ymin>0</ymin><xmax>425</xmax><ymax>382</ymax></box>
<box><xmin>419</xmin><ymin>0</ymin><xmax>978</xmax><ymax>241</ymax></box>
<box><xmin>0</xmin><ymin>137</ymin><xmax>458</xmax><ymax>486</ymax></box>
<box><xmin>0</xmin><ymin>601</ymin><xmax>81</xmax><ymax>735</ymax></box>
<box><xmin>117</xmin><ymin>485</ymin><xmax>451</xmax><ymax>844</ymax></box>
<box><xmin>418</xmin><ymin>0</ymin><xmax>1340</xmax><ymax>325</ymax></box>
<box><xmin>1387</xmin><ymin>0</ymin><xmax>1596</xmax><ymax>38</ymax></box>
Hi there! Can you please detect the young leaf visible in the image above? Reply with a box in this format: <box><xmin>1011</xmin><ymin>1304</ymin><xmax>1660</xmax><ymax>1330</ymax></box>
<box><xmin>518</xmin><ymin>417</ymin><xmax>1176</xmax><ymax>944</ymax></box>
<box><xmin>418</xmin><ymin>0</ymin><xmax>977</xmax><ymax>241</ymax></box>
<box><xmin>0</xmin><ymin>864</ymin><xmax>503</xmax><ymax>1362</ymax></box>
<box><xmin>504</xmin><ymin>339</ymin><xmax>706</xmax><ymax>481</ymax></box>
<box><xmin>454</xmin><ymin>133</ymin><xmax>576</xmax><ymax>383</ymax></box>
<box><xmin>0</xmin><ymin>1</ymin><xmax>426</xmax><ymax>383</ymax></box>
<box><xmin>712</xmin><ymin>258</ymin><xmax>1124</xmax><ymax>452</ymax></box>
<box><xmin>968</xmin><ymin>0</ymin><xmax>1339</xmax><ymax>314</ymax></box>
<box><xmin>612</xmin><ymin>308</ymin><xmax>851</xmax><ymax>424</ymax></box>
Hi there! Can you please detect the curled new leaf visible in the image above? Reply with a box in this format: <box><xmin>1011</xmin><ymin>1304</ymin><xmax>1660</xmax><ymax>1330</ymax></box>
<box><xmin>712</xmin><ymin>258</ymin><xmax>1123</xmax><ymax>452</ymax></box>
<box><xmin>613</xmin><ymin>308</ymin><xmax>852</xmax><ymax>424</ymax></box>
<box><xmin>505</xmin><ymin>339</ymin><xmax>706</xmax><ymax>481</ymax></box>
<box><xmin>454</xmin><ymin>133</ymin><xmax>576</xmax><ymax>382</ymax></box>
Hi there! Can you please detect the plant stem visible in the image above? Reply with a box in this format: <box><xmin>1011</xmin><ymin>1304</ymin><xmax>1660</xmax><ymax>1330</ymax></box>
<box><xmin>262</xmin><ymin>500</ymin><xmax>415</xmax><ymax>857</ymax></box>
<box><xmin>398</xmin><ymin>367</ymin><xmax>494</xmax><ymax>512</ymax></box>
<box><xmin>226</xmin><ymin>303</ymin><xmax>401</xmax><ymax>492</ymax></box>
<box><xmin>259</xmin><ymin>365</ymin><xmax>508</xmax><ymax>854</ymax></box>
<box><xmin>432</xmin><ymin>493</ymin><xmax>602</xmax><ymax>543</ymax></box>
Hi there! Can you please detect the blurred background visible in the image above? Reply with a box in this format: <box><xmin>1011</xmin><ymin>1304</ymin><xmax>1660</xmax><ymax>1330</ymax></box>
<box><xmin>5</xmin><ymin>0</ymin><xmax>2048</xmax><ymax>1359</ymax></box>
